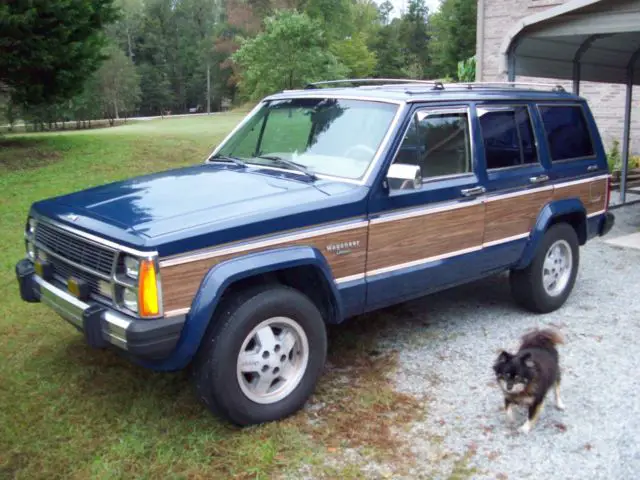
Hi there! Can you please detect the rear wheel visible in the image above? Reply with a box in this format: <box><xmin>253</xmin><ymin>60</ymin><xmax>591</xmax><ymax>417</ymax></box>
<box><xmin>192</xmin><ymin>285</ymin><xmax>327</xmax><ymax>426</ymax></box>
<box><xmin>510</xmin><ymin>223</ymin><xmax>580</xmax><ymax>313</ymax></box>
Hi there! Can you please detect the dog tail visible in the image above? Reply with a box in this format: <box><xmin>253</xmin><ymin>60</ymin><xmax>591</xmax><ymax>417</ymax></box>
<box><xmin>520</xmin><ymin>328</ymin><xmax>564</xmax><ymax>350</ymax></box>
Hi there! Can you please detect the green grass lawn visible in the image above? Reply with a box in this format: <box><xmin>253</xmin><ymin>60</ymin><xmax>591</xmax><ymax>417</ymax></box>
<box><xmin>0</xmin><ymin>116</ymin><xmax>422</xmax><ymax>479</ymax></box>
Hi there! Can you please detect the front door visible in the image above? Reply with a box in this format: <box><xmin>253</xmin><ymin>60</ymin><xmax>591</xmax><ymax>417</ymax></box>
<box><xmin>365</xmin><ymin>105</ymin><xmax>487</xmax><ymax>310</ymax></box>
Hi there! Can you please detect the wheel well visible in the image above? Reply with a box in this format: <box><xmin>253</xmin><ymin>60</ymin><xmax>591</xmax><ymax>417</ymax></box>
<box><xmin>217</xmin><ymin>266</ymin><xmax>338</xmax><ymax>324</ymax></box>
<box><xmin>548</xmin><ymin>211</ymin><xmax>587</xmax><ymax>245</ymax></box>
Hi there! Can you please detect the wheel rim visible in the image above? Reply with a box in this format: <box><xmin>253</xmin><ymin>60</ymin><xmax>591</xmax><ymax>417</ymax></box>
<box><xmin>542</xmin><ymin>239</ymin><xmax>573</xmax><ymax>297</ymax></box>
<box><xmin>236</xmin><ymin>317</ymin><xmax>309</xmax><ymax>405</ymax></box>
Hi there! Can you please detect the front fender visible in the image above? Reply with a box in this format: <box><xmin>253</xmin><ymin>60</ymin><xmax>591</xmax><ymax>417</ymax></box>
<box><xmin>514</xmin><ymin>199</ymin><xmax>586</xmax><ymax>270</ymax></box>
<box><xmin>141</xmin><ymin>246</ymin><xmax>342</xmax><ymax>371</ymax></box>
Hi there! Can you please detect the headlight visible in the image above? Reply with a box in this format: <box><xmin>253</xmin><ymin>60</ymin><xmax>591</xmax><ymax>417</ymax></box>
<box><xmin>122</xmin><ymin>288</ymin><xmax>138</xmax><ymax>313</ymax></box>
<box><xmin>26</xmin><ymin>241</ymin><xmax>35</xmax><ymax>259</ymax></box>
<box><xmin>27</xmin><ymin>218</ymin><xmax>37</xmax><ymax>236</ymax></box>
<box><xmin>124</xmin><ymin>256</ymin><xmax>140</xmax><ymax>279</ymax></box>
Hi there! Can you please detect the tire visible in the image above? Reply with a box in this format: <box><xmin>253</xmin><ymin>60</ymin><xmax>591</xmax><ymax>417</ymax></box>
<box><xmin>191</xmin><ymin>285</ymin><xmax>327</xmax><ymax>426</ymax></box>
<box><xmin>510</xmin><ymin>223</ymin><xmax>580</xmax><ymax>314</ymax></box>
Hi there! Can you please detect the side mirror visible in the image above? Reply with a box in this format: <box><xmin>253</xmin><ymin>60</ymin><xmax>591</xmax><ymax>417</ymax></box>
<box><xmin>386</xmin><ymin>163</ymin><xmax>422</xmax><ymax>191</ymax></box>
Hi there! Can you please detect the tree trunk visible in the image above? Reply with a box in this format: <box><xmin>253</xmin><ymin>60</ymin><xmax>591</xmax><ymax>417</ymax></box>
<box><xmin>126</xmin><ymin>28</ymin><xmax>134</xmax><ymax>59</ymax></box>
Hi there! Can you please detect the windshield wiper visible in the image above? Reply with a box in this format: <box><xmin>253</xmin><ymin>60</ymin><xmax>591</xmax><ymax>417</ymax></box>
<box><xmin>256</xmin><ymin>155</ymin><xmax>317</xmax><ymax>180</ymax></box>
<box><xmin>208</xmin><ymin>155</ymin><xmax>248</xmax><ymax>168</ymax></box>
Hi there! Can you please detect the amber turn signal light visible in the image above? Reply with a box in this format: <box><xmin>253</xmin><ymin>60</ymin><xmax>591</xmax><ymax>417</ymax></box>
<box><xmin>138</xmin><ymin>259</ymin><xmax>160</xmax><ymax>317</ymax></box>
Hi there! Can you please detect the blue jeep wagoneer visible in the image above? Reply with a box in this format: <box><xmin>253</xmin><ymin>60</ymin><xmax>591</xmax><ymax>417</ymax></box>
<box><xmin>16</xmin><ymin>79</ymin><xmax>615</xmax><ymax>425</ymax></box>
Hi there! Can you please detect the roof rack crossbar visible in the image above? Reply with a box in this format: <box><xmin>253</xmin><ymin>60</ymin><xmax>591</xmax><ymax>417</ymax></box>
<box><xmin>447</xmin><ymin>81</ymin><xmax>566</xmax><ymax>92</ymax></box>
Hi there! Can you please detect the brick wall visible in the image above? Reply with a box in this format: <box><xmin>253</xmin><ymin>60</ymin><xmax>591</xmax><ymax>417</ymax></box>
<box><xmin>477</xmin><ymin>0</ymin><xmax>640</xmax><ymax>154</ymax></box>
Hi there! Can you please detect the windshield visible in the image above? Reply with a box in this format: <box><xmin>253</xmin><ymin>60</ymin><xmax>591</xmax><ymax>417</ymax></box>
<box><xmin>212</xmin><ymin>98</ymin><xmax>399</xmax><ymax>180</ymax></box>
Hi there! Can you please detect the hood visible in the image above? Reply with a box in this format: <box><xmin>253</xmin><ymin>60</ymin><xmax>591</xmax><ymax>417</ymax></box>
<box><xmin>43</xmin><ymin>164</ymin><xmax>356</xmax><ymax>239</ymax></box>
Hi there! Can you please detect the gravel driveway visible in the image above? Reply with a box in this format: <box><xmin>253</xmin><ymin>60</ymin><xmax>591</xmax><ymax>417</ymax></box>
<box><xmin>359</xmin><ymin>205</ymin><xmax>640</xmax><ymax>479</ymax></box>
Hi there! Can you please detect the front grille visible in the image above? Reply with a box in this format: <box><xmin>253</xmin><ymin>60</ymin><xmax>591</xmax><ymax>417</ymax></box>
<box><xmin>35</xmin><ymin>221</ymin><xmax>116</xmax><ymax>276</ymax></box>
<box><xmin>49</xmin><ymin>258</ymin><xmax>106</xmax><ymax>297</ymax></box>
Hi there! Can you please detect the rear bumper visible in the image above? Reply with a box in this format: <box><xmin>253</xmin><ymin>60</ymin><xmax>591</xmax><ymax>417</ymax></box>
<box><xmin>598</xmin><ymin>212</ymin><xmax>615</xmax><ymax>237</ymax></box>
<box><xmin>16</xmin><ymin>258</ymin><xmax>185</xmax><ymax>360</ymax></box>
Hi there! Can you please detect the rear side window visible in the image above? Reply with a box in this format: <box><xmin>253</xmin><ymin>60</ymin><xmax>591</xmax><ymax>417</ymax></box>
<box><xmin>538</xmin><ymin>105</ymin><xmax>595</xmax><ymax>161</ymax></box>
<box><xmin>479</xmin><ymin>107</ymin><xmax>538</xmax><ymax>169</ymax></box>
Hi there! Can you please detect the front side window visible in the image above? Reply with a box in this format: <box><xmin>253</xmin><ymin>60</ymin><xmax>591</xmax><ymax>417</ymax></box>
<box><xmin>479</xmin><ymin>107</ymin><xmax>539</xmax><ymax>169</ymax></box>
<box><xmin>213</xmin><ymin>98</ymin><xmax>399</xmax><ymax>180</ymax></box>
<box><xmin>538</xmin><ymin>105</ymin><xmax>595</xmax><ymax>161</ymax></box>
<box><xmin>393</xmin><ymin>110</ymin><xmax>471</xmax><ymax>179</ymax></box>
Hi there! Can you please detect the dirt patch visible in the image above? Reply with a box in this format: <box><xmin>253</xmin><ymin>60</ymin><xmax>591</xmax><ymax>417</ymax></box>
<box><xmin>0</xmin><ymin>139</ymin><xmax>62</xmax><ymax>171</ymax></box>
<box><xmin>286</xmin><ymin>311</ymin><xmax>427</xmax><ymax>477</ymax></box>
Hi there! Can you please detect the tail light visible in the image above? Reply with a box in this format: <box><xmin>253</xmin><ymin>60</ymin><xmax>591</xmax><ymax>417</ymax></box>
<box><xmin>605</xmin><ymin>175</ymin><xmax>612</xmax><ymax>211</ymax></box>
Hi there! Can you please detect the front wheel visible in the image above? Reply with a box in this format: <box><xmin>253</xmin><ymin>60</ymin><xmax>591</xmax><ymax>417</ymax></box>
<box><xmin>510</xmin><ymin>223</ymin><xmax>580</xmax><ymax>313</ymax></box>
<box><xmin>192</xmin><ymin>285</ymin><xmax>327</xmax><ymax>426</ymax></box>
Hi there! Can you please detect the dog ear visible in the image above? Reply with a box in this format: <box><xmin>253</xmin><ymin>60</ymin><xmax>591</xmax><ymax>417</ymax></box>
<box><xmin>493</xmin><ymin>350</ymin><xmax>512</xmax><ymax>370</ymax></box>
<box><xmin>496</xmin><ymin>350</ymin><xmax>512</xmax><ymax>362</ymax></box>
<box><xmin>520</xmin><ymin>352</ymin><xmax>535</xmax><ymax>368</ymax></box>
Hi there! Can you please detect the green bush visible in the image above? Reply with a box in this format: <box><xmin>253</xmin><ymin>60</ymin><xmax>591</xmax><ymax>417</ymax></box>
<box><xmin>607</xmin><ymin>140</ymin><xmax>621</xmax><ymax>172</ymax></box>
<box><xmin>608</xmin><ymin>139</ymin><xmax>640</xmax><ymax>172</ymax></box>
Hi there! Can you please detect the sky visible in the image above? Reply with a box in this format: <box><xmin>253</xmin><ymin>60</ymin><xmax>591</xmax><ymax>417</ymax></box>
<box><xmin>373</xmin><ymin>0</ymin><xmax>441</xmax><ymax>19</ymax></box>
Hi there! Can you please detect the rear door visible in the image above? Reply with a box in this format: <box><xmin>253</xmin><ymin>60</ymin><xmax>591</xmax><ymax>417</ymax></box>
<box><xmin>535</xmin><ymin>102</ymin><xmax>609</xmax><ymax>217</ymax></box>
<box><xmin>474</xmin><ymin>102</ymin><xmax>553</xmax><ymax>267</ymax></box>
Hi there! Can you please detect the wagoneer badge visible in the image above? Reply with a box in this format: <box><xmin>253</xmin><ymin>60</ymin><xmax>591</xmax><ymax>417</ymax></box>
<box><xmin>326</xmin><ymin>240</ymin><xmax>360</xmax><ymax>255</ymax></box>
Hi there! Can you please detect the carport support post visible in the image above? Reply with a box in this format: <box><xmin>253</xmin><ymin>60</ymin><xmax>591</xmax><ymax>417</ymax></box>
<box><xmin>620</xmin><ymin>76</ymin><xmax>632</xmax><ymax>204</ymax></box>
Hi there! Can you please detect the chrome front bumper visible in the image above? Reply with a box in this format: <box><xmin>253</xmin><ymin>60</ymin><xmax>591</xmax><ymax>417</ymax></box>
<box><xmin>36</xmin><ymin>275</ymin><xmax>132</xmax><ymax>349</ymax></box>
<box><xmin>16</xmin><ymin>259</ymin><xmax>185</xmax><ymax>359</ymax></box>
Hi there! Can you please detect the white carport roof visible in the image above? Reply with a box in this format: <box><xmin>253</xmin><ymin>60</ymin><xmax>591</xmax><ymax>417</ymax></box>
<box><xmin>500</xmin><ymin>0</ymin><xmax>640</xmax><ymax>85</ymax></box>
<box><xmin>499</xmin><ymin>0</ymin><xmax>640</xmax><ymax>204</ymax></box>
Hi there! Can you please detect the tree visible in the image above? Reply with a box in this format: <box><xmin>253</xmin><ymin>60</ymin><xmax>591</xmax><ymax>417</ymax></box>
<box><xmin>92</xmin><ymin>44</ymin><xmax>141</xmax><ymax>122</ymax></box>
<box><xmin>232</xmin><ymin>11</ymin><xmax>347</xmax><ymax>99</ymax></box>
<box><xmin>331</xmin><ymin>34</ymin><xmax>377</xmax><ymax>78</ymax></box>
<box><xmin>299</xmin><ymin>0</ymin><xmax>354</xmax><ymax>41</ymax></box>
<box><xmin>139</xmin><ymin>63</ymin><xmax>173</xmax><ymax>115</ymax></box>
<box><xmin>377</xmin><ymin>0</ymin><xmax>394</xmax><ymax>26</ymax></box>
<box><xmin>398</xmin><ymin>0</ymin><xmax>431</xmax><ymax>78</ymax></box>
<box><xmin>370</xmin><ymin>21</ymin><xmax>407</xmax><ymax>78</ymax></box>
<box><xmin>106</xmin><ymin>0</ymin><xmax>144</xmax><ymax>59</ymax></box>
<box><xmin>0</xmin><ymin>0</ymin><xmax>119</xmax><ymax>106</ymax></box>
<box><xmin>429</xmin><ymin>0</ymin><xmax>477</xmax><ymax>79</ymax></box>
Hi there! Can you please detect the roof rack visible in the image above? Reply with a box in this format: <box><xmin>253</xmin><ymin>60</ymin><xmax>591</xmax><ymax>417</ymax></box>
<box><xmin>303</xmin><ymin>78</ymin><xmax>446</xmax><ymax>90</ymax></box>
<box><xmin>452</xmin><ymin>81</ymin><xmax>566</xmax><ymax>92</ymax></box>
<box><xmin>302</xmin><ymin>78</ymin><xmax>566</xmax><ymax>93</ymax></box>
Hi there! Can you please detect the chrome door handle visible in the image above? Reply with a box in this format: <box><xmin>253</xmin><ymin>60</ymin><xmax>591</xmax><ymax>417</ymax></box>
<box><xmin>529</xmin><ymin>174</ymin><xmax>549</xmax><ymax>184</ymax></box>
<box><xmin>587</xmin><ymin>165</ymin><xmax>599</xmax><ymax>172</ymax></box>
<box><xmin>461</xmin><ymin>186</ymin><xmax>486</xmax><ymax>197</ymax></box>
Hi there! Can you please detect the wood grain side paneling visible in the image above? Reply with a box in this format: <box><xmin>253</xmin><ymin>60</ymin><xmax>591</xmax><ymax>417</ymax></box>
<box><xmin>553</xmin><ymin>178</ymin><xmax>607</xmax><ymax>215</ymax></box>
<box><xmin>484</xmin><ymin>189</ymin><xmax>553</xmax><ymax>243</ymax></box>
<box><xmin>366</xmin><ymin>203</ymin><xmax>484</xmax><ymax>272</ymax></box>
<box><xmin>161</xmin><ymin>227</ymin><xmax>369</xmax><ymax>312</ymax></box>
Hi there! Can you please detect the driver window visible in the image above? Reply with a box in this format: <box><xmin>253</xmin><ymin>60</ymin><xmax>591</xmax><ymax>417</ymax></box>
<box><xmin>394</xmin><ymin>110</ymin><xmax>472</xmax><ymax>180</ymax></box>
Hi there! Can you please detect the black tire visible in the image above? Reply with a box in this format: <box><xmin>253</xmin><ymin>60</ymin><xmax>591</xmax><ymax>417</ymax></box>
<box><xmin>510</xmin><ymin>223</ymin><xmax>580</xmax><ymax>314</ymax></box>
<box><xmin>191</xmin><ymin>285</ymin><xmax>327</xmax><ymax>426</ymax></box>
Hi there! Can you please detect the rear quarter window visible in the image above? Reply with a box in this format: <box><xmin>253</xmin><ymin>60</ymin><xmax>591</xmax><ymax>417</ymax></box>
<box><xmin>538</xmin><ymin>105</ymin><xmax>595</xmax><ymax>161</ymax></box>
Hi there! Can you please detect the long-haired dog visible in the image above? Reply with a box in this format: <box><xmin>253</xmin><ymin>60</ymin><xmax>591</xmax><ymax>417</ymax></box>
<box><xmin>493</xmin><ymin>328</ymin><xmax>565</xmax><ymax>434</ymax></box>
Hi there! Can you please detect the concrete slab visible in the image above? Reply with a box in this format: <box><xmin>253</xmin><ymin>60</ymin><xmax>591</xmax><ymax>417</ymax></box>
<box><xmin>604</xmin><ymin>231</ymin><xmax>640</xmax><ymax>250</ymax></box>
